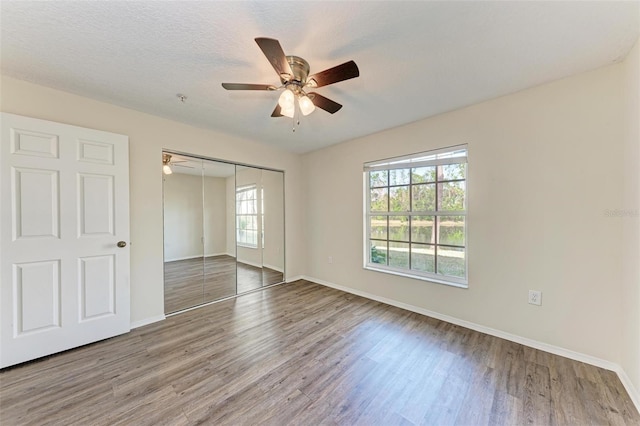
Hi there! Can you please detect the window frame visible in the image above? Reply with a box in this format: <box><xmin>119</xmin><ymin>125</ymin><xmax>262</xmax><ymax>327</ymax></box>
<box><xmin>236</xmin><ymin>184</ymin><xmax>258</xmax><ymax>249</ymax></box>
<box><xmin>363</xmin><ymin>145</ymin><xmax>468</xmax><ymax>288</ymax></box>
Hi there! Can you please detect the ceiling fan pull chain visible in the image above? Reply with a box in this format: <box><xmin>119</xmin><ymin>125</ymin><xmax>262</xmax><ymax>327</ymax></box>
<box><xmin>292</xmin><ymin>106</ymin><xmax>300</xmax><ymax>132</ymax></box>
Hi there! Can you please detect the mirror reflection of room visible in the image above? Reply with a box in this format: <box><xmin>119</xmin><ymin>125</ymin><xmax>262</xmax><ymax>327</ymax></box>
<box><xmin>235</xmin><ymin>166</ymin><xmax>285</xmax><ymax>293</ymax></box>
<box><xmin>163</xmin><ymin>152</ymin><xmax>284</xmax><ymax>314</ymax></box>
<box><xmin>163</xmin><ymin>154</ymin><xmax>237</xmax><ymax>313</ymax></box>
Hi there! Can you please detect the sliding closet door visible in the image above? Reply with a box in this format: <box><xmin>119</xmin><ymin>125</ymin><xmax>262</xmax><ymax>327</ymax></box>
<box><xmin>235</xmin><ymin>165</ymin><xmax>264</xmax><ymax>293</ymax></box>
<box><xmin>202</xmin><ymin>159</ymin><xmax>236</xmax><ymax>302</ymax></box>
<box><xmin>235</xmin><ymin>166</ymin><xmax>285</xmax><ymax>293</ymax></box>
<box><xmin>162</xmin><ymin>151</ymin><xmax>286</xmax><ymax>312</ymax></box>
<box><xmin>162</xmin><ymin>156</ymin><xmax>205</xmax><ymax>313</ymax></box>
<box><xmin>261</xmin><ymin>169</ymin><xmax>285</xmax><ymax>286</ymax></box>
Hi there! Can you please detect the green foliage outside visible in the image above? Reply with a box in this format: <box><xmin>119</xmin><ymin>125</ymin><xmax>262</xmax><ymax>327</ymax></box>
<box><xmin>370</xmin><ymin>245</ymin><xmax>386</xmax><ymax>264</ymax></box>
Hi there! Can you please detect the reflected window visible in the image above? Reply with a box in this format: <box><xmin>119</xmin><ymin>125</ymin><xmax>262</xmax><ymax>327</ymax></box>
<box><xmin>236</xmin><ymin>185</ymin><xmax>258</xmax><ymax>248</ymax></box>
<box><xmin>364</xmin><ymin>145</ymin><xmax>468</xmax><ymax>287</ymax></box>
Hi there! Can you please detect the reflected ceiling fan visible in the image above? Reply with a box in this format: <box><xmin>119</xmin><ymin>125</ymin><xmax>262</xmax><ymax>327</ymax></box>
<box><xmin>222</xmin><ymin>37</ymin><xmax>359</xmax><ymax>119</ymax></box>
<box><xmin>162</xmin><ymin>153</ymin><xmax>193</xmax><ymax>175</ymax></box>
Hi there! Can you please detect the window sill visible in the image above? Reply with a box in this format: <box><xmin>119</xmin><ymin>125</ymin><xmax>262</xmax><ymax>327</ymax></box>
<box><xmin>364</xmin><ymin>265</ymin><xmax>468</xmax><ymax>289</ymax></box>
<box><xmin>237</xmin><ymin>244</ymin><xmax>258</xmax><ymax>249</ymax></box>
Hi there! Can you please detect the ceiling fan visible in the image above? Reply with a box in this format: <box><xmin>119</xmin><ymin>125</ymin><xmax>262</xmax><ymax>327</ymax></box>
<box><xmin>222</xmin><ymin>37</ymin><xmax>359</xmax><ymax>119</ymax></box>
<box><xmin>162</xmin><ymin>153</ymin><xmax>193</xmax><ymax>175</ymax></box>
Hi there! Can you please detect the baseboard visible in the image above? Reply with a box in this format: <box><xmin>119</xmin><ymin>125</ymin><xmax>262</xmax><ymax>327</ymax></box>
<box><xmin>130</xmin><ymin>314</ymin><xmax>165</xmax><ymax>329</ymax></box>
<box><xmin>204</xmin><ymin>252</ymin><xmax>229</xmax><ymax>258</ymax></box>
<box><xmin>237</xmin><ymin>259</ymin><xmax>262</xmax><ymax>269</ymax></box>
<box><xmin>303</xmin><ymin>275</ymin><xmax>640</xmax><ymax>413</ymax></box>
<box><xmin>286</xmin><ymin>275</ymin><xmax>305</xmax><ymax>283</ymax></box>
<box><xmin>164</xmin><ymin>255</ymin><xmax>202</xmax><ymax>262</ymax></box>
<box><xmin>263</xmin><ymin>263</ymin><xmax>284</xmax><ymax>273</ymax></box>
<box><xmin>616</xmin><ymin>367</ymin><xmax>640</xmax><ymax>413</ymax></box>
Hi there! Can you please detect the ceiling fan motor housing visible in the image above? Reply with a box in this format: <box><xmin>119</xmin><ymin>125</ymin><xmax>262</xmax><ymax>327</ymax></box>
<box><xmin>283</xmin><ymin>56</ymin><xmax>310</xmax><ymax>86</ymax></box>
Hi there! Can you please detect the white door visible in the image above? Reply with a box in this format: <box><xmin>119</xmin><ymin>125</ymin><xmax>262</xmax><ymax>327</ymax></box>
<box><xmin>0</xmin><ymin>112</ymin><xmax>130</xmax><ymax>368</ymax></box>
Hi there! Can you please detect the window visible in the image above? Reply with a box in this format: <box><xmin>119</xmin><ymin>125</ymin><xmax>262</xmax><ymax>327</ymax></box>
<box><xmin>364</xmin><ymin>145</ymin><xmax>468</xmax><ymax>287</ymax></box>
<box><xmin>236</xmin><ymin>185</ymin><xmax>258</xmax><ymax>248</ymax></box>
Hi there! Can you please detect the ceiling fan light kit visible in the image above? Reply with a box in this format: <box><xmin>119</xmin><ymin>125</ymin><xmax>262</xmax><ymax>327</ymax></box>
<box><xmin>222</xmin><ymin>37</ymin><xmax>359</xmax><ymax>127</ymax></box>
<box><xmin>162</xmin><ymin>153</ymin><xmax>173</xmax><ymax>175</ymax></box>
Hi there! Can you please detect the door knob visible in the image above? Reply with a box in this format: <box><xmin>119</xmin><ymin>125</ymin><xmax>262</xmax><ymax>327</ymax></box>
<box><xmin>117</xmin><ymin>241</ymin><xmax>127</xmax><ymax>248</ymax></box>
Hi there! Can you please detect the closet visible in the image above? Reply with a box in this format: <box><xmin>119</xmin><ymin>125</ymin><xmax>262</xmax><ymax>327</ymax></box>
<box><xmin>162</xmin><ymin>152</ymin><xmax>284</xmax><ymax>314</ymax></box>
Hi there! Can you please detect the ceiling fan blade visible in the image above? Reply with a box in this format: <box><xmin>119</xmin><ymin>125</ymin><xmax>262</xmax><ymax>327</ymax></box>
<box><xmin>307</xmin><ymin>60</ymin><xmax>359</xmax><ymax>88</ymax></box>
<box><xmin>308</xmin><ymin>93</ymin><xmax>343</xmax><ymax>114</ymax></box>
<box><xmin>222</xmin><ymin>83</ymin><xmax>277</xmax><ymax>91</ymax></box>
<box><xmin>255</xmin><ymin>37</ymin><xmax>293</xmax><ymax>80</ymax></box>
<box><xmin>271</xmin><ymin>104</ymin><xmax>283</xmax><ymax>117</ymax></box>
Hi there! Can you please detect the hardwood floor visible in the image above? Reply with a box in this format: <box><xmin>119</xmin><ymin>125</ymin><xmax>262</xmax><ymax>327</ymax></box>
<box><xmin>1</xmin><ymin>280</ymin><xmax>638</xmax><ymax>425</ymax></box>
<box><xmin>164</xmin><ymin>255</ymin><xmax>283</xmax><ymax>313</ymax></box>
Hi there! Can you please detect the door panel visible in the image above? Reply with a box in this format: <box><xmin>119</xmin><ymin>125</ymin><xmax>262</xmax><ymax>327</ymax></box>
<box><xmin>1</xmin><ymin>112</ymin><xmax>130</xmax><ymax>369</ymax></box>
<box><xmin>10</xmin><ymin>128</ymin><xmax>59</xmax><ymax>158</ymax></box>
<box><xmin>14</xmin><ymin>260</ymin><xmax>61</xmax><ymax>334</ymax></box>
<box><xmin>12</xmin><ymin>168</ymin><xmax>60</xmax><ymax>239</ymax></box>
<box><xmin>79</xmin><ymin>255</ymin><xmax>115</xmax><ymax>321</ymax></box>
<box><xmin>78</xmin><ymin>174</ymin><xmax>114</xmax><ymax>236</ymax></box>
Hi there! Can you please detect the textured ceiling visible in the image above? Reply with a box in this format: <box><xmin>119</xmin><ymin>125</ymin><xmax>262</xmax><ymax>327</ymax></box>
<box><xmin>1</xmin><ymin>1</ymin><xmax>638</xmax><ymax>154</ymax></box>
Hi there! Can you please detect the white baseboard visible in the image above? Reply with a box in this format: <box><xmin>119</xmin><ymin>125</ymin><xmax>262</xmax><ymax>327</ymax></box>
<box><xmin>263</xmin><ymin>263</ymin><xmax>284</xmax><ymax>273</ymax></box>
<box><xmin>237</xmin><ymin>259</ymin><xmax>262</xmax><ymax>269</ymax></box>
<box><xmin>204</xmin><ymin>252</ymin><xmax>229</xmax><ymax>258</ymax></box>
<box><xmin>616</xmin><ymin>367</ymin><xmax>640</xmax><ymax>413</ymax></box>
<box><xmin>164</xmin><ymin>254</ymin><xmax>202</xmax><ymax>262</ymax></box>
<box><xmin>303</xmin><ymin>275</ymin><xmax>640</xmax><ymax>413</ymax></box>
<box><xmin>286</xmin><ymin>275</ymin><xmax>305</xmax><ymax>283</ymax></box>
<box><xmin>130</xmin><ymin>314</ymin><xmax>165</xmax><ymax>329</ymax></box>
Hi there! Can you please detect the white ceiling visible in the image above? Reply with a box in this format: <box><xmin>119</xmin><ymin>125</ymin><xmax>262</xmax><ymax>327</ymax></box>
<box><xmin>1</xmin><ymin>1</ymin><xmax>638</xmax><ymax>154</ymax></box>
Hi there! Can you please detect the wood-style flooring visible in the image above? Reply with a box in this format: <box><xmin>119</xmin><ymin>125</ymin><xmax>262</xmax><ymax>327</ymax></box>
<box><xmin>1</xmin><ymin>280</ymin><xmax>638</xmax><ymax>425</ymax></box>
<box><xmin>164</xmin><ymin>255</ymin><xmax>284</xmax><ymax>313</ymax></box>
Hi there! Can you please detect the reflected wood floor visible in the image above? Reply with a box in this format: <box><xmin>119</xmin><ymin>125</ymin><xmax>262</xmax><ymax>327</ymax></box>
<box><xmin>164</xmin><ymin>255</ymin><xmax>283</xmax><ymax>313</ymax></box>
<box><xmin>1</xmin><ymin>280</ymin><xmax>638</xmax><ymax>425</ymax></box>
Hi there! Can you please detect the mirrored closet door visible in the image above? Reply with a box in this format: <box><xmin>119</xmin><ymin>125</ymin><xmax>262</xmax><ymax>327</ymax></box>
<box><xmin>163</xmin><ymin>152</ymin><xmax>284</xmax><ymax>314</ymax></box>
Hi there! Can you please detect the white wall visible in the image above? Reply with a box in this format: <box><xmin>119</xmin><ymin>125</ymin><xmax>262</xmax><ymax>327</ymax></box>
<box><xmin>0</xmin><ymin>75</ymin><xmax>305</xmax><ymax>325</ymax></box>
<box><xmin>163</xmin><ymin>172</ymin><xmax>229</xmax><ymax>261</ymax></box>
<box><xmin>621</xmin><ymin>37</ymin><xmax>640</xmax><ymax>401</ymax></box>
<box><xmin>303</xmin><ymin>63</ymin><xmax>626</xmax><ymax>364</ymax></box>
<box><xmin>203</xmin><ymin>175</ymin><xmax>227</xmax><ymax>256</ymax></box>
<box><xmin>163</xmin><ymin>173</ymin><xmax>204</xmax><ymax>261</ymax></box>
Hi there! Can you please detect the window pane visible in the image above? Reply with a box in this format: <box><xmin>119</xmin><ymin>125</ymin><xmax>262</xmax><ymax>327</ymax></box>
<box><xmin>388</xmin><ymin>216</ymin><xmax>409</xmax><ymax>242</ymax></box>
<box><xmin>437</xmin><ymin>181</ymin><xmax>465</xmax><ymax>211</ymax></box>
<box><xmin>370</xmin><ymin>170</ymin><xmax>388</xmax><ymax>188</ymax></box>
<box><xmin>389</xmin><ymin>186</ymin><xmax>410</xmax><ymax>211</ymax></box>
<box><xmin>412</xmin><ymin>167</ymin><xmax>436</xmax><ymax>183</ymax></box>
<box><xmin>412</xmin><ymin>183</ymin><xmax>435</xmax><ymax>212</ymax></box>
<box><xmin>437</xmin><ymin>216</ymin><xmax>465</xmax><ymax>246</ymax></box>
<box><xmin>390</xmin><ymin>168</ymin><xmax>410</xmax><ymax>186</ymax></box>
<box><xmin>370</xmin><ymin>188</ymin><xmax>388</xmax><ymax>212</ymax></box>
<box><xmin>370</xmin><ymin>216</ymin><xmax>387</xmax><ymax>240</ymax></box>
<box><xmin>411</xmin><ymin>243</ymin><xmax>435</xmax><ymax>273</ymax></box>
<box><xmin>438</xmin><ymin>164</ymin><xmax>466</xmax><ymax>181</ymax></box>
<box><xmin>411</xmin><ymin>216</ymin><xmax>434</xmax><ymax>243</ymax></box>
<box><xmin>247</xmin><ymin>215</ymin><xmax>257</xmax><ymax>229</ymax></box>
<box><xmin>370</xmin><ymin>240</ymin><xmax>387</xmax><ymax>264</ymax></box>
<box><xmin>437</xmin><ymin>246</ymin><xmax>465</xmax><ymax>278</ymax></box>
<box><xmin>389</xmin><ymin>242</ymin><xmax>409</xmax><ymax>269</ymax></box>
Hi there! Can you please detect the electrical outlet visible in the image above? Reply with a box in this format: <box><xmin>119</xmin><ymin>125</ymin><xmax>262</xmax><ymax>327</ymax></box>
<box><xmin>528</xmin><ymin>290</ymin><xmax>542</xmax><ymax>306</ymax></box>
<box><xmin>328</xmin><ymin>256</ymin><xmax>333</xmax><ymax>264</ymax></box>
